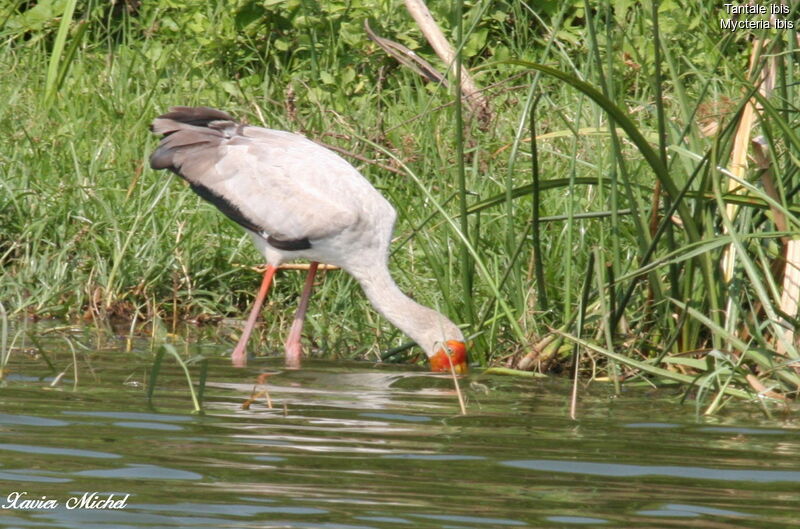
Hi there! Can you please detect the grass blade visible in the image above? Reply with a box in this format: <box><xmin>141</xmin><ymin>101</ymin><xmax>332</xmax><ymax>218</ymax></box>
<box><xmin>43</xmin><ymin>0</ymin><xmax>79</xmax><ymax>108</ymax></box>
<box><xmin>147</xmin><ymin>344</ymin><xmax>166</xmax><ymax>403</ymax></box>
<box><xmin>153</xmin><ymin>344</ymin><xmax>203</xmax><ymax>413</ymax></box>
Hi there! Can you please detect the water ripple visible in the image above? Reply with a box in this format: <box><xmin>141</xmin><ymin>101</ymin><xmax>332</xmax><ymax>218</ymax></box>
<box><xmin>501</xmin><ymin>459</ymin><xmax>800</xmax><ymax>483</ymax></box>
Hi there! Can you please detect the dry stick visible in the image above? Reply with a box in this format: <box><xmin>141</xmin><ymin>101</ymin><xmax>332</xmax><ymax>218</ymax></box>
<box><xmin>751</xmin><ymin>138</ymin><xmax>787</xmax><ymax>236</ymax></box>
<box><xmin>403</xmin><ymin>0</ymin><xmax>491</xmax><ymax>127</ymax></box>
<box><xmin>745</xmin><ymin>373</ymin><xmax>787</xmax><ymax>400</ymax></box>
<box><xmin>517</xmin><ymin>334</ymin><xmax>558</xmax><ymax>371</ymax></box>
<box><xmin>364</xmin><ymin>20</ymin><xmax>448</xmax><ymax>86</ymax></box>
<box><xmin>243</xmin><ymin>374</ymin><xmax>276</xmax><ymax>410</ymax></box>
<box><xmin>779</xmin><ymin>241</ymin><xmax>800</xmax><ymax>357</ymax></box>
<box><xmin>233</xmin><ymin>263</ymin><xmax>339</xmax><ymax>273</ymax></box>
<box><xmin>570</xmin><ymin>353</ymin><xmax>580</xmax><ymax>421</ymax></box>
<box><xmin>720</xmin><ymin>41</ymin><xmax>796</xmax><ymax>359</ymax></box>
<box><xmin>449</xmin><ymin>359</ymin><xmax>467</xmax><ymax>415</ymax></box>
<box><xmin>257</xmin><ymin>372</ymin><xmax>275</xmax><ymax>409</ymax></box>
<box><xmin>242</xmin><ymin>388</ymin><xmax>272</xmax><ymax>410</ymax></box>
<box><xmin>721</xmin><ymin>39</ymin><xmax>773</xmax><ymax>281</ymax></box>
<box><xmin>276</xmin><ymin>263</ymin><xmax>338</xmax><ymax>271</ymax></box>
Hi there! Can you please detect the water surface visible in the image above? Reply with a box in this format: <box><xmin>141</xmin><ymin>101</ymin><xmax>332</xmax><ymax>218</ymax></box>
<box><xmin>1</xmin><ymin>338</ymin><xmax>799</xmax><ymax>528</ymax></box>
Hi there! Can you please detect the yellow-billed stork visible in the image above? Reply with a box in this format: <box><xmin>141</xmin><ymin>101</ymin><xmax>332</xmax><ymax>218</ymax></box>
<box><xmin>149</xmin><ymin>106</ymin><xmax>466</xmax><ymax>373</ymax></box>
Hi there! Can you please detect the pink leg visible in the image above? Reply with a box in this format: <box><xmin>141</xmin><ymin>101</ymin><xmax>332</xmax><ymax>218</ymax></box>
<box><xmin>284</xmin><ymin>262</ymin><xmax>319</xmax><ymax>369</ymax></box>
<box><xmin>232</xmin><ymin>265</ymin><xmax>278</xmax><ymax>367</ymax></box>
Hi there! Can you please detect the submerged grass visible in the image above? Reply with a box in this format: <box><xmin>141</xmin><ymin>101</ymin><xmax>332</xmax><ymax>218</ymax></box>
<box><xmin>1</xmin><ymin>1</ymin><xmax>799</xmax><ymax>411</ymax></box>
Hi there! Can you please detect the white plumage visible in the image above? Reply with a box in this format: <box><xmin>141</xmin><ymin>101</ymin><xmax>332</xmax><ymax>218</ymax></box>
<box><xmin>149</xmin><ymin>106</ymin><xmax>467</xmax><ymax>372</ymax></box>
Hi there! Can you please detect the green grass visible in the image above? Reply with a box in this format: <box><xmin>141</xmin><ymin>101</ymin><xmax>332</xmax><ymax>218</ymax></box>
<box><xmin>1</xmin><ymin>1</ymin><xmax>799</xmax><ymax>411</ymax></box>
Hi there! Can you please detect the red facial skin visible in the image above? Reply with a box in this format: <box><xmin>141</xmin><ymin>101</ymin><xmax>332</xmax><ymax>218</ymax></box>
<box><xmin>429</xmin><ymin>340</ymin><xmax>468</xmax><ymax>373</ymax></box>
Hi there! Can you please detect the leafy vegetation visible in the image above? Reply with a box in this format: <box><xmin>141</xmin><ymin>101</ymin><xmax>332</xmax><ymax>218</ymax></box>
<box><xmin>1</xmin><ymin>0</ymin><xmax>798</xmax><ymax>412</ymax></box>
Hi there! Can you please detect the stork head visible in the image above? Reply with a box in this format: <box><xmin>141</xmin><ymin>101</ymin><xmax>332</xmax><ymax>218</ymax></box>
<box><xmin>429</xmin><ymin>340</ymin><xmax>468</xmax><ymax>374</ymax></box>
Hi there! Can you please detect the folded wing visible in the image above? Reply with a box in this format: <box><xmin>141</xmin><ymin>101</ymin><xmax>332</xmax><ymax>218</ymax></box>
<box><xmin>150</xmin><ymin>107</ymin><xmax>365</xmax><ymax>246</ymax></box>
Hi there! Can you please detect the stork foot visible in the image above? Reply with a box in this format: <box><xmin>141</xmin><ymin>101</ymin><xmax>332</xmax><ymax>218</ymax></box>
<box><xmin>284</xmin><ymin>340</ymin><xmax>303</xmax><ymax>369</ymax></box>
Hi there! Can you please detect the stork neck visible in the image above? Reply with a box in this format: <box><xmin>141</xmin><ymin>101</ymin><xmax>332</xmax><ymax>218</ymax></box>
<box><xmin>351</xmin><ymin>263</ymin><xmax>446</xmax><ymax>356</ymax></box>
